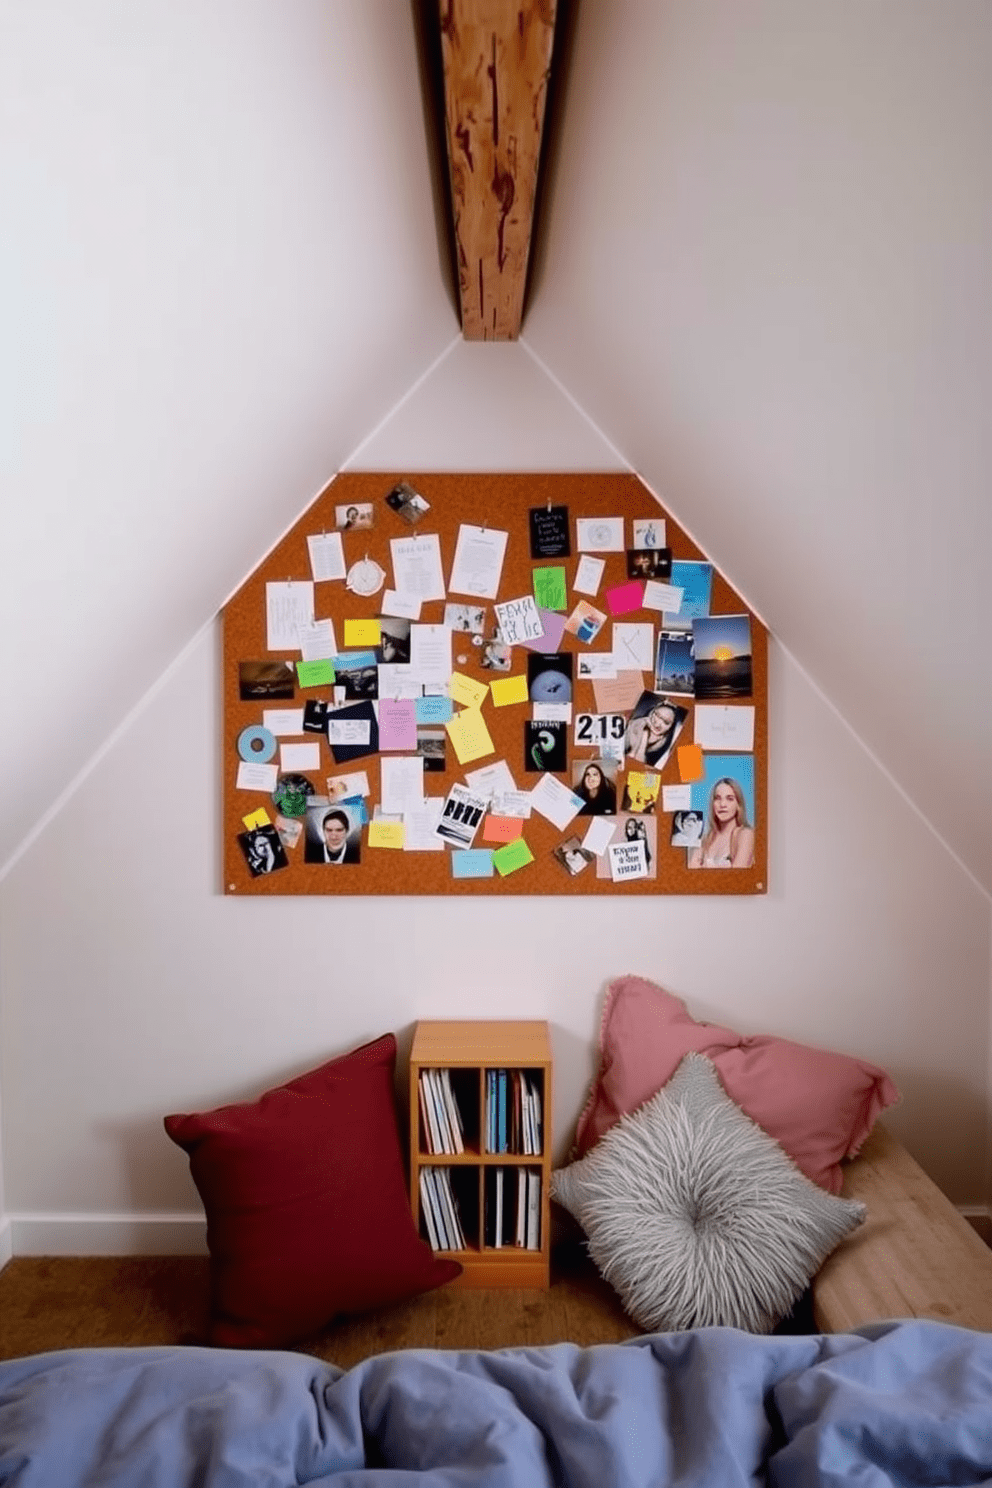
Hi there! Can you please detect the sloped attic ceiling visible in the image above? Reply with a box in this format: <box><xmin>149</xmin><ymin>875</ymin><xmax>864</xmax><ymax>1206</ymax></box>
<box><xmin>2</xmin><ymin>1</ymin><xmax>990</xmax><ymax>896</ymax></box>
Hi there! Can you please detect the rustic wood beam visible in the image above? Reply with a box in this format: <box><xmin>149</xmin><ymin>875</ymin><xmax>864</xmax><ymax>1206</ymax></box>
<box><xmin>439</xmin><ymin>0</ymin><xmax>557</xmax><ymax>340</ymax></box>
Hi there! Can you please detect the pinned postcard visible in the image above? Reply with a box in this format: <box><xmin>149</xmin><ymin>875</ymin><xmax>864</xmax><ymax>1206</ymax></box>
<box><xmin>390</xmin><ymin>533</ymin><xmax>446</xmax><ymax>603</ymax></box>
<box><xmin>576</xmin><ymin>517</ymin><xmax>624</xmax><ymax>553</ymax></box>
<box><xmin>493</xmin><ymin>837</ymin><xmax>535</xmax><ymax>877</ymax></box>
<box><xmin>692</xmin><ymin>615</ymin><xmax>753</xmax><ymax>699</ymax></box>
<box><xmin>266</xmin><ymin>581</ymin><xmax>314</xmax><ymax>651</ymax></box>
<box><xmin>368</xmin><ymin>820</ymin><xmax>405</xmax><ymax>850</ymax></box>
<box><xmin>532</xmin><ymin>566</ymin><xmax>568</xmax><ymax>612</ymax></box>
<box><xmin>612</xmin><ymin>623</ymin><xmax>655</xmax><ymax>671</ymax></box>
<box><xmin>279</xmin><ymin>742</ymin><xmax>320</xmax><ymax>773</ymax></box>
<box><xmin>298</xmin><ymin>619</ymin><xmax>338</xmax><ymax>661</ymax></box>
<box><xmin>606</xmin><ymin>581</ymin><xmax>644</xmax><ymax>617</ymax></box>
<box><xmin>490</xmin><ymin>788</ymin><xmax>532</xmax><ymax>820</ymax></box>
<box><xmin>445</xmin><ymin>707</ymin><xmax>495</xmax><ymax>765</ymax></box>
<box><xmin>483</xmin><ymin>814</ymin><xmax>524</xmax><ymax>844</ymax></box>
<box><xmin>263</xmin><ymin>709</ymin><xmax>305</xmax><ymax>736</ymax></box>
<box><xmin>451</xmin><ymin>849</ymin><xmax>495</xmax><ymax>879</ymax></box>
<box><xmin>490</xmin><ymin>674</ymin><xmax>529</xmax><ymax>707</ymax></box>
<box><xmin>580</xmin><ymin>817</ymin><xmax>618</xmax><ymax>857</ymax></box>
<box><xmin>436</xmin><ymin>783</ymin><xmax>488</xmax><ymax>848</ymax></box>
<box><xmin>564</xmin><ymin>601</ymin><xmax>607</xmax><ymax>644</ymax></box>
<box><xmin>236</xmin><ymin>760</ymin><xmax>279</xmax><ymax>793</ymax></box>
<box><xmin>609</xmin><ymin>839</ymin><xmax>649</xmax><ymax>882</ymax></box>
<box><xmin>694</xmin><ymin>704</ymin><xmax>755</xmax><ymax>752</ymax></box>
<box><xmin>677</xmin><ymin>744</ymin><xmax>705</xmax><ymax>782</ymax></box>
<box><xmin>307</xmin><ymin>532</ymin><xmax>346</xmax><ymax>583</ymax></box>
<box><xmin>381</xmin><ymin>589</ymin><xmax>422</xmax><ymax>621</ymax></box>
<box><xmin>529</xmin><ymin>504</ymin><xmax>571</xmax><ymax>559</ymax></box>
<box><xmin>449</xmin><ymin>671</ymin><xmax>489</xmax><ymax>709</ymax></box>
<box><xmin>494</xmin><ymin>595</ymin><xmax>544</xmax><ymax>646</ymax></box>
<box><xmin>529</xmin><ymin>774</ymin><xmax>584</xmax><ymax>830</ymax></box>
<box><xmin>378</xmin><ymin>698</ymin><xmax>418</xmax><ymax>751</ymax></box>
<box><xmin>573</xmin><ymin>554</ymin><xmax>606</xmax><ymax>596</ymax></box>
<box><xmin>643</xmin><ymin>580</ymin><xmax>683</xmax><ymax>614</ymax></box>
<box><xmin>296</xmin><ymin>658</ymin><xmax>335</xmax><ymax>688</ymax></box>
<box><xmin>344</xmin><ymin>618</ymin><xmax>381</xmax><ymax>648</ymax></box>
<box><xmin>576</xmin><ymin>652</ymin><xmax>617</xmax><ymax>681</ymax></box>
<box><xmin>448</xmin><ymin>524</ymin><xmax>508</xmax><ymax>600</ymax></box>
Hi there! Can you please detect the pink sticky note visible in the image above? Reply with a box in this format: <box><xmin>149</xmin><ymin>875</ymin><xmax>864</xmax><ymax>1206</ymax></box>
<box><xmin>378</xmin><ymin>698</ymin><xmax>417</xmax><ymax>751</ymax></box>
<box><xmin>483</xmin><ymin>814</ymin><xmax>524</xmax><ymax>844</ymax></box>
<box><xmin>606</xmin><ymin>580</ymin><xmax>645</xmax><ymax>616</ymax></box>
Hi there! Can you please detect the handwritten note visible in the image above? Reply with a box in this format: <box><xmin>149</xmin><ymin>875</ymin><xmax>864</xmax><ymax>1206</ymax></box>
<box><xmin>377</xmin><ymin>698</ymin><xmax>418</xmax><ymax>751</ymax></box>
<box><xmin>445</xmin><ymin>708</ymin><xmax>496</xmax><ymax>765</ymax></box>
<box><xmin>451</xmin><ymin>849</ymin><xmax>495</xmax><ymax>879</ymax></box>
<box><xmin>494</xmin><ymin>595</ymin><xmax>544</xmax><ymax>646</ymax></box>
<box><xmin>532</xmin><ymin>566</ymin><xmax>568</xmax><ymax>612</ymax></box>
<box><xmin>368</xmin><ymin>820</ymin><xmax>405</xmax><ymax>850</ymax></box>
<box><xmin>449</xmin><ymin>671</ymin><xmax>490</xmax><ymax>709</ymax></box>
<box><xmin>344</xmin><ymin>618</ymin><xmax>381</xmax><ymax>647</ymax></box>
<box><xmin>609</xmin><ymin>840</ymin><xmax>649</xmax><ymax>881</ymax></box>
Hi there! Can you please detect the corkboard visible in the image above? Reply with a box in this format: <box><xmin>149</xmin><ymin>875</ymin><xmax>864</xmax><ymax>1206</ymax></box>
<box><xmin>222</xmin><ymin>472</ymin><xmax>767</xmax><ymax>896</ymax></box>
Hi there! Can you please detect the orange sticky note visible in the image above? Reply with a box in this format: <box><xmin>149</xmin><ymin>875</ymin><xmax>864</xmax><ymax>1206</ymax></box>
<box><xmin>677</xmin><ymin>744</ymin><xmax>704</xmax><ymax>782</ymax></box>
<box><xmin>483</xmin><ymin>814</ymin><xmax>524</xmax><ymax>844</ymax></box>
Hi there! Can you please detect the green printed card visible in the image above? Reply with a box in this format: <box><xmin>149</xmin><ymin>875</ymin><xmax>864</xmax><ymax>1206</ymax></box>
<box><xmin>492</xmin><ymin>837</ymin><xmax>535</xmax><ymax>877</ymax></box>
<box><xmin>532</xmin><ymin>566</ymin><xmax>568</xmax><ymax>612</ymax></box>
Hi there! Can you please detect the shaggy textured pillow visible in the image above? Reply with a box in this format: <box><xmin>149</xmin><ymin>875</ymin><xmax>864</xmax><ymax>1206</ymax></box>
<box><xmin>573</xmin><ymin>975</ymin><xmax>899</xmax><ymax>1192</ymax></box>
<box><xmin>164</xmin><ymin>1033</ymin><xmax>460</xmax><ymax>1348</ymax></box>
<box><xmin>552</xmin><ymin>1053</ymin><xmax>866</xmax><ymax>1334</ymax></box>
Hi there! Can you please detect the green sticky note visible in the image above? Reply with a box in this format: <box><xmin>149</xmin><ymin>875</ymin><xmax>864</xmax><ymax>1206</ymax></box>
<box><xmin>296</xmin><ymin>659</ymin><xmax>335</xmax><ymax>688</ymax></box>
<box><xmin>532</xmin><ymin>566</ymin><xmax>568</xmax><ymax>612</ymax></box>
<box><xmin>492</xmin><ymin>837</ymin><xmax>535</xmax><ymax>877</ymax></box>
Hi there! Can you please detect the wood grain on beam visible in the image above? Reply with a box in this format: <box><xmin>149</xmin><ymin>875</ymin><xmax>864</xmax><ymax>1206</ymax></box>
<box><xmin>439</xmin><ymin>0</ymin><xmax>557</xmax><ymax>340</ymax></box>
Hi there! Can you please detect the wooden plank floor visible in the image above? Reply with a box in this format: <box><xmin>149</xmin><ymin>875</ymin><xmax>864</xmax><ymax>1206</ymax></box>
<box><xmin>0</xmin><ymin>1245</ymin><xmax>639</xmax><ymax>1367</ymax></box>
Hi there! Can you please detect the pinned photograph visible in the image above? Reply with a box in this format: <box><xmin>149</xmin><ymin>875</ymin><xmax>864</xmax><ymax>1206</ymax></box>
<box><xmin>655</xmin><ymin>630</ymin><xmax>695</xmax><ymax>696</ymax></box>
<box><xmin>626</xmin><ymin>548</ymin><xmax>672</xmax><ymax>580</ymax></box>
<box><xmin>671</xmin><ymin>809</ymin><xmax>704</xmax><ymax>848</ymax></box>
<box><xmin>621</xmin><ymin>770</ymin><xmax>660</xmax><ymax>814</ymax></box>
<box><xmin>304</xmin><ymin>799</ymin><xmax>362</xmax><ymax>864</ymax></box>
<box><xmin>444</xmin><ymin>603</ymin><xmax>487</xmax><ymax>635</ymax></box>
<box><xmin>596</xmin><ymin>813</ymin><xmax>657</xmax><ymax>880</ymax></box>
<box><xmin>302</xmin><ymin>698</ymin><xmax>329</xmax><ymax>733</ymax></box>
<box><xmin>416</xmin><ymin>727</ymin><xmax>447</xmax><ymax>773</ymax></box>
<box><xmin>527</xmin><ymin>651</ymin><xmax>573</xmax><ymax>704</ymax></box>
<box><xmin>376</xmin><ymin>616</ymin><xmax>411</xmax><ymax>664</ymax></box>
<box><xmin>435</xmin><ymin>783</ymin><xmax>488</xmax><ymax>849</ymax></box>
<box><xmin>571</xmin><ymin>759</ymin><xmax>618</xmax><ymax>816</ymax></box>
<box><xmin>552</xmin><ymin>836</ymin><xmax>594</xmax><ymax>877</ymax></box>
<box><xmin>326</xmin><ymin>770</ymin><xmax>370</xmax><ymax>803</ymax></box>
<box><xmin>239</xmin><ymin>660</ymin><xmax>295</xmax><ymax>701</ymax></box>
<box><xmin>238</xmin><ymin>824</ymin><xmax>289</xmax><ymax>877</ymax></box>
<box><xmin>632</xmin><ymin>518</ymin><xmax>666</xmax><ymax>550</ymax></box>
<box><xmin>524</xmin><ymin>721</ymin><xmax>568</xmax><ymax>773</ymax></box>
<box><xmin>274</xmin><ymin>816</ymin><xmax>304</xmax><ymax>851</ymax></box>
<box><xmin>271</xmin><ymin>772</ymin><xmax>316</xmax><ymax>818</ymax></box>
<box><xmin>692</xmin><ymin>614</ymin><xmax>752</xmax><ymax>699</ymax></box>
<box><xmin>564</xmin><ymin>600</ymin><xmax>607</xmax><ymax>645</ymax></box>
<box><xmin>335</xmin><ymin>502</ymin><xmax>374</xmax><ymax>530</ymax></box>
<box><xmin>335</xmin><ymin>655</ymin><xmax>378</xmax><ymax>699</ymax></box>
<box><xmin>623</xmin><ymin>691</ymin><xmax>688</xmax><ymax>771</ymax></box>
<box><xmin>384</xmin><ymin>481</ymin><xmax>430</xmax><ymax>525</ymax></box>
<box><xmin>688</xmin><ymin>755</ymin><xmax>756</xmax><ymax>869</ymax></box>
<box><xmin>480</xmin><ymin>632</ymin><xmax>512</xmax><ymax>671</ymax></box>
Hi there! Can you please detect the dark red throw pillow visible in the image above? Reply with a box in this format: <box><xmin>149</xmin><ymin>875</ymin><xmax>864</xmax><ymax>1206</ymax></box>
<box><xmin>164</xmin><ymin>1033</ymin><xmax>460</xmax><ymax>1347</ymax></box>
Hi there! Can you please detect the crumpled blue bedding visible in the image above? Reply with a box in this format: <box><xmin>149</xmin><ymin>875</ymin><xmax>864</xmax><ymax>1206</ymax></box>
<box><xmin>1</xmin><ymin>1319</ymin><xmax>990</xmax><ymax>1486</ymax></box>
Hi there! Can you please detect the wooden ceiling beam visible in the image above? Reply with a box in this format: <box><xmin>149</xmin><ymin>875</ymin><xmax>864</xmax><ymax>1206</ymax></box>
<box><xmin>439</xmin><ymin>0</ymin><xmax>557</xmax><ymax>341</ymax></box>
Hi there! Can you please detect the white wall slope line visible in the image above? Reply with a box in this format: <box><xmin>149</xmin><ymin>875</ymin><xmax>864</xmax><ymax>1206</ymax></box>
<box><xmin>341</xmin><ymin>334</ymin><xmax>462</xmax><ymax>471</ymax></box>
<box><xmin>522</xmin><ymin>340</ymin><xmax>991</xmax><ymax>903</ymax></box>
<box><xmin>520</xmin><ymin>339</ymin><xmax>776</xmax><ymax>631</ymax></box>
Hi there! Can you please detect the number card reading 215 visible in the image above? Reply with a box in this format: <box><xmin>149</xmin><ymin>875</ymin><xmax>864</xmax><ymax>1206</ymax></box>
<box><xmin>574</xmin><ymin>713</ymin><xmax>626</xmax><ymax>746</ymax></box>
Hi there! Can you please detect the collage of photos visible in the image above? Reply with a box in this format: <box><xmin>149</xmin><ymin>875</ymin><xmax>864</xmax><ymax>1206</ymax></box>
<box><xmin>229</xmin><ymin>477</ymin><xmax>760</xmax><ymax>891</ymax></box>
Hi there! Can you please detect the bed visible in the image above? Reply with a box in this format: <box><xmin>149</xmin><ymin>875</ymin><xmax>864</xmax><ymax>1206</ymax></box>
<box><xmin>2</xmin><ymin>1319</ymin><xmax>992</xmax><ymax>1486</ymax></box>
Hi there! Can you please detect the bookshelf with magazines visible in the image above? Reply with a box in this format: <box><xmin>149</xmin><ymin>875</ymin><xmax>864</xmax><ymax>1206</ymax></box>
<box><xmin>408</xmin><ymin>1019</ymin><xmax>553</xmax><ymax>1287</ymax></box>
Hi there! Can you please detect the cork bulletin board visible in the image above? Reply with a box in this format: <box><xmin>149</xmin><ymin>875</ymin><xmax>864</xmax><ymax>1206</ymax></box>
<box><xmin>223</xmin><ymin>472</ymin><xmax>767</xmax><ymax>896</ymax></box>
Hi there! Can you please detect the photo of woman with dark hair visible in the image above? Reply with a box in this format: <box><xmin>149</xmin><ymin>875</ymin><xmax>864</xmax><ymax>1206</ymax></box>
<box><xmin>572</xmin><ymin>761</ymin><xmax>617</xmax><ymax>816</ymax></box>
<box><xmin>624</xmin><ymin>692</ymin><xmax>687</xmax><ymax>771</ymax></box>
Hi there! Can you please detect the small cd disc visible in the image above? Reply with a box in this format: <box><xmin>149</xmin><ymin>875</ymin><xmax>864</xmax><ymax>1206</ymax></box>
<box><xmin>237</xmin><ymin>724</ymin><xmax>277</xmax><ymax>763</ymax></box>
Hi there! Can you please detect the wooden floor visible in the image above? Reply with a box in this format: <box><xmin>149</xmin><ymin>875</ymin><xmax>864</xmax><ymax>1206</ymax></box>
<box><xmin>0</xmin><ymin>1245</ymin><xmax>640</xmax><ymax>1367</ymax></box>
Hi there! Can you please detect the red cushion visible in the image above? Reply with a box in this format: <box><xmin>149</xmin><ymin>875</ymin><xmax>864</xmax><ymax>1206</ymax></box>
<box><xmin>573</xmin><ymin>976</ymin><xmax>899</xmax><ymax>1192</ymax></box>
<box><xmin>165</xmin><ymin>1033</ymin><xmax>460</xmax><ymax>1347</ymax></box>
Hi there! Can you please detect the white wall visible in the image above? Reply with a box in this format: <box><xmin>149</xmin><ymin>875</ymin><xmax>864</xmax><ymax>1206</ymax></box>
<box><xmin>1</xmin><ymin>343</ymin><xmax>988</xmax><ymax>1256</ymax></box>
<box><xmin>0</xmin><ymin>0</ymin><xmax>457</xmax><ymax>876</ymax></box>
<box><xmin>527</xmin><ymin>0</ymin><xmax>992</xmax><ymax>894</ymax></box>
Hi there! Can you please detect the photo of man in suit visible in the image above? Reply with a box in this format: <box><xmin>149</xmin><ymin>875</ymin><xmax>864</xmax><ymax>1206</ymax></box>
<box><xmin>304</xmin><ymin>806</ymin><xmax>361</xmax><ymax>864</ymax></box>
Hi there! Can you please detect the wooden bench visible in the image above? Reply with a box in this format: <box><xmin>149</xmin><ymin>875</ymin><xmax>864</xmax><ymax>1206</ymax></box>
<box><xmin>812</xmin><ymin>1123</ymin><xmax>992</xmax><ymax>1332</ymax></box>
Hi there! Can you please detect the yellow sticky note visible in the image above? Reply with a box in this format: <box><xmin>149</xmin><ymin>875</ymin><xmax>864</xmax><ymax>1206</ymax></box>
<box><xmin>449</xmin><ymin>671</ymin><xmax>490</xmax><ymax>709</ymax></box>
<box><xmin>445</xmin><ymin>707</ymin><xmax>496</xmax><ymax>765</ymax></box>
<box><xmin>344</xmin><ymin>618</ymin><xmax>381</xmax><ymax>647</ymax></box>
<box><xmin>492</xmin><ymin>837</ymin><xmax>534</xmax><ymax>876</ymax></box>
<box><xmin>677</xmin><ymin>745</ymin><xmax>705</xmax><ymax>782</ymax></box>
<box><xmin>367</xmin><ymin>820</ymin><xmax>405</xmax><ymax>849</ymax></box>
<box><xmin>489</xmin><ymin>674</ymin><xmax>529</xmax><ymax>708</ymax></box>
<box><xmin>242</xmin><ymin>808</ymin><xmax>271</xmax><ymax>830</ymax></box>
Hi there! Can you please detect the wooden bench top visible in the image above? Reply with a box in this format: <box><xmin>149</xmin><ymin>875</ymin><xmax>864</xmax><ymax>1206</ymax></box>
<box><xmin>812</xmin><ymin>1123</ymin><xmax>992</xmax><ymax>1333</ymax></box>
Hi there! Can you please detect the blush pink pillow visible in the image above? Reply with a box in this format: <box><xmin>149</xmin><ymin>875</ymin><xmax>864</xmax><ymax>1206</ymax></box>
<box><xmin>573</xmin><ymin>976</ymin><xmax>899</xmax><ymax>1193</ymax></box>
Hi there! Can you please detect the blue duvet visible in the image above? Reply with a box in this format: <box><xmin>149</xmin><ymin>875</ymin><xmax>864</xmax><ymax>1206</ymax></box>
<box><xmin>1</xmin><ymin>1319</ymin><xmax>990</xmax><ymax>1485</ymax></box>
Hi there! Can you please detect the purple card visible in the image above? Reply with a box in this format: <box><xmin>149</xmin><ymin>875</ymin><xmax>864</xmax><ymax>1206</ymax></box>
<box><xmin>377</xmin><ymin>698</ymin><xmax>418</xmax><ymax>751</ymax></box>
<box><xmin>519</xmin><ymin>607</ymin><xmax>568</xmax><ymax>652</ymax></box>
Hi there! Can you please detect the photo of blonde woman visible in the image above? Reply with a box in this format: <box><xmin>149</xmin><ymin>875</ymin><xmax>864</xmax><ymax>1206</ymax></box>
<box><xmin>687</xmin><ymin>777</ymin><xmax>755</xmax><ymax>869</ymax></box>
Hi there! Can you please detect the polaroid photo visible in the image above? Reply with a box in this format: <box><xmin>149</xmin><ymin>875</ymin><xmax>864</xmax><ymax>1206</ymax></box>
<box><xmin>238</xmin><ymin>824</ymin><xmax>289</xmax><ymax>877</ymax></box>
<box><xmin>444</xmin><ymin>602</ymin><xmax>487</xmax><ymax>635</ymax></box>
<box><xmin>527</xmin><ymin>651</ymin><xmax>573</xmax><ymax>705</ymax></box>
<box><xmin>435</xmin><ymin>783</ymin><xmax>488</xmax><ymax>849</ymax></box>
<box><xmin>552</xmin><ymin>836</ymin><xmax>594</xmax><ymax>877</ymax></box>
<box><xmin>632</xmin><ymin>517</ymin><xmax>666</xmax><ymax>550</ymax></box>
<box><xmin>571</xmin><ymin>759</ymin><xmax>618</xmax><ymax>816</ymax></box>
<box><xmin>623</xmin><ymin>691</ymin><xmax>688</xmax><ymax>771</ymax></box>
<box><xmin>524</xmin><ymin>720</ymin><xmax>568</xmax><ymax>773</ymax></box>
<box><xmin>384</xmin><ymin>481</ymin><xmax>430</xmax><ymax>525</ymax></box>
<box><xmin>238</xmin><ymin>660</ymin><xmax>295</xmax><ymax>702</ymax></box>
<box><xmin>335</xmin><ymin>502</ymin><xmax>374</xmax><ymax>531</ymax></box>
<box><xmin>692</xmin><ymin>615</ymin><xmax>753</xmax><ymax>699</ymax></box>
<box><xmin>303</xmin><ymin>798</ymin><xmax>362</xmax><ymax>865</ymax></box>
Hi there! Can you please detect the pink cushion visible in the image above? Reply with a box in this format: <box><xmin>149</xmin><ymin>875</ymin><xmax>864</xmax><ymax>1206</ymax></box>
<box><xmin>573</xmin><ymin>976</ymin><xmax>899</xmax><ymax>1193</ymax></box>
<box><xmin>165</xmin><ymin>1033</ymin><xmax>460</xmax><ymax>1348</ymax></box>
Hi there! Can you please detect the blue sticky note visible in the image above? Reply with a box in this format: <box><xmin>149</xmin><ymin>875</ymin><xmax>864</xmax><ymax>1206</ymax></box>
<box><xmin>416</xmin><ymin>695</ymin><xmax>455</xmax><ymax>724</ymax></box>
<box><xmin>451</xmin><ymin>849</ymin><xmax>494</xmax><ymax>879</ymax></box>
<box><xmin>329</xmin><ymin>650</ymin><xmax>378</xmax><ymax>671</ymax></box>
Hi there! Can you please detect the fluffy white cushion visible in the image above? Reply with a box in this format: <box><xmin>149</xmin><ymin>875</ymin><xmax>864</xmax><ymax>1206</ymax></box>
<box><xmin>551</xmin><ymin>1053</ymin><xmax>866</xmax><ymax>1333</ymax></box>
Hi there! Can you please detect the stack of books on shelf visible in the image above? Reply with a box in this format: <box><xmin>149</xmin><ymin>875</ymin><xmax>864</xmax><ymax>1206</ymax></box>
<box><xmin>484</xmin><ymin>1069</ymin><xmax>542</xmax><ymax>1155</ymax></box>
<box><xmin>418</xmin><ymin>1067</ymin><xmax>465</xmax><ymax>1155</ymax></box>
<box><xmin>484</xmin><ymin>1167</ymin><xmax>541</xmax><ymax>1251</ymax></box>
<box><xmin>418</xmin><ymin>1166</ymin><xmax>465</xmax><ymax>1253</ymax></box>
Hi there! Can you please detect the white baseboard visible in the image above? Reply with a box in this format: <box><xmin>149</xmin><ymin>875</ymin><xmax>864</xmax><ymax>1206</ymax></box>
<box><xmin>7</xmin><ymin>1212</ymin><xmax>207</xmax><ymax>1257</ymax></box>
<box><xmin>0</xmin><ymin>1216</ymin><xmax>12</xmax><ymax>1271</ymax></box>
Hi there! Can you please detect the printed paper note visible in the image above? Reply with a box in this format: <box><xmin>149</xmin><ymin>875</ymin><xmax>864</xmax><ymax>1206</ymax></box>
<box><xmin>448</xmin><ymin>524</ymin><xmax>508</xmax><ymax>600</ymax></box>
<box><xmin>465</xmin><ymin>759</ymin><xmax>517</xmax><ymax>801</ymax></box>
<box><xmin>492</xmin><ymin>837</ymin><xmax>535</xmax><ymax>877</ymax></box>
<box><xmin>573</xmin><ymin>554</ymin><xmax>606</xmax><ymax>596</ymax></box>
<box><xmin>529</xmin><ymin>774</ymin><xmax>583</xmax><ymax>830</ymax></box>
<box><xmin>378</xmin><ymin>698</ymin><xmax>418</xmax><ymax>751</ymax></box>
<box><xmin>380</xmin><ymin>757</ymin><xmax>424</xmax><ymax>815</ymax></box>
<box><xmin>263</xmin><ymin>709</ymin><xmax>305</xmax><ymax>735</ymax></box>
<box><xmin>490</xmin><ymin>788</ymin><xmax>532</xmax><ymax>819</ymax></box>
<box><xmin>403</xmin><ymin>798</ymin><xmax>446</xmax><ymax>852</ymax></box>
<box><xmin>445</xmin><ymin>708</ymin><xmax>495</xmax><ymax>765</ymax></box>
<box><xmin>236</xmin><ymin>760</ymin><xmax>279</xmax><ymax>792</ymax></box>
<box><xmin>449</xmin><ymin>671</ymin><xmax>490</xmax><ymax>709</ymax></box>
<box><xmin>576</xmin><ymin>653</ymin><xmax>617</xmax><ymax>680</ymax></box>
<box><xmin>307</xmin><ymin>532</ymin><xmax>346</xmax><ymax>582</ymax></box>
<box><xmin>390</xmin><ymin>533</ymin><xmax>445</xmax><ymax>602</ymax></box>
<box><xmin>381</xmin><ymin>589</ymin><xmax>422</xmax><ymax>620</ymax></box>
<box><xmin>490</xmin><ymin>674</ymin><xmax>529</xmax><ymax>707</ymax></box>
<box><xmin>409</xmin><ymin>624</ymin><xmax>452</xmax><ymax>684</ymax></box>
<box><xmin>266</xmin><ymin>581</ymin><xmax>314</xmax><ymax>651</ymax></box>
<box><xmin>643</xmin><ymin>581</ymin><xmax>683</xmax><ymax>614</ymax></box>
<box><xmin>298</xmin><ymin>619</ymin><xmax>338</xmax><ymax>661</ymax></box>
